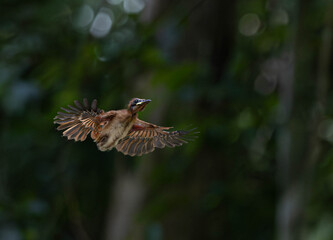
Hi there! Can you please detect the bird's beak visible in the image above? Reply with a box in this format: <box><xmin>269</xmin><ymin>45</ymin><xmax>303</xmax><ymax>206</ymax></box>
<box><xmin>136</xmin><ymin>99</ymin><xmax>151</xmax><ymax>105</ymax></box>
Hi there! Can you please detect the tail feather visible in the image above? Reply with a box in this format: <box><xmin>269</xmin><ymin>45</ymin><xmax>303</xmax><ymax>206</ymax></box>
<box><xmin>54</xmin><ymin>99</ymin><xmax>102</xmax><ymax>142</ymax></box>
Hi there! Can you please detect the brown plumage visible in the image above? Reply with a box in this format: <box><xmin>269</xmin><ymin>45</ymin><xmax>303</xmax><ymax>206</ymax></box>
<box><xmin>54</xmin><ymin>98</ymin><xmax>198</xmax><ymax>156</ymax></box>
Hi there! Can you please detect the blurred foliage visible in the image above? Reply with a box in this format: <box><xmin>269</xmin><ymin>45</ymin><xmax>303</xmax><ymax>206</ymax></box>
<box><xmin>0</xmin><ymin>0</ymin><xmax>333</xmax><ymax>240</ymax></box>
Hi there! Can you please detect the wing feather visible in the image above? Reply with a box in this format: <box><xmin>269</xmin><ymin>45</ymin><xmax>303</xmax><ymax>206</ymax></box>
<box><xmin>154</xmin><ymin>136</ymin><xmax>165</xmax><ymax>148</ymax></box>
<box><xmin>54</xmin><ymin>99</ymin><xmax>103</xmax><ymax>142</ymax></box>
<box><xmin>74</xmin><ymin>100</ymin><xmax>84</xmax><ymax>110</ymax></box>
<box><xmin>83</xmin><ymin>98</ymin><xmax>89</xmax><ymax>109</ymax></box>
<box><xmin>91</xmin><ymin>99</ymin><xmax>98</xmax><ymax>111</ymax></box>
<box><xmin>116</xmin><ymin>119</ymin><xmax>198</xmax><ymax>156</ymax></box>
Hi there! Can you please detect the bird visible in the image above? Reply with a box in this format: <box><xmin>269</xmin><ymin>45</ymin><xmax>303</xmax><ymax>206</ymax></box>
<box><xmin>54</xmin><ymin>98</ymin><xmax>197</xmax><ymax>156</ymax></box>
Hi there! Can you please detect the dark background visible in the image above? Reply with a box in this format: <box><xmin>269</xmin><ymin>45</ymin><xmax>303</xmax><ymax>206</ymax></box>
<box><xmin>1</xmin><ymin>0</ymin><xmax>333</xmax><ymax>239</ymax></box>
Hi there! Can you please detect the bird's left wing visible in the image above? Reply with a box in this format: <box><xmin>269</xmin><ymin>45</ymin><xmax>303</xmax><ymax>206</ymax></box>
<box><xmin>116</xmin><ymin>119</ymin><xmax>197</xmax><ymax>156</ymax></box>
<box><xmin>54</xmin><ymin>98</ymin><xmax>103</xmax><ymax>142</ymax></box>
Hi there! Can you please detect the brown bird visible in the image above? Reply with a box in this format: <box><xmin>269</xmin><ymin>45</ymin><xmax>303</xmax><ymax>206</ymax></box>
<box><xmin>54</xmin><ymin>98</ymin><xmax>197</xmax><ymax>156</ymax></box>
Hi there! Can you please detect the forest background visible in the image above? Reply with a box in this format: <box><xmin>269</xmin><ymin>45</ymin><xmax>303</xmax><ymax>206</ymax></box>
<box><xmin>1</xmin><ymin>0</ymin><xmax>333</xmax><ymax>240</ymax></box>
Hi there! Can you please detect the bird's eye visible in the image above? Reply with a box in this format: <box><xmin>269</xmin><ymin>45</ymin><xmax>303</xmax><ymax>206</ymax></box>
<box><xmin>133</xmin><ymin>99</ymin><xmax>139</xmax><ymax>104</ymax></box>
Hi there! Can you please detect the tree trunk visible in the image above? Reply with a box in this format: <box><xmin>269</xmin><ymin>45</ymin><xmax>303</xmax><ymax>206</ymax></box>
<box><xmin>276</xmin><ymin>1</ymin><xmax>333</xmax><ymax>239</ymax></box>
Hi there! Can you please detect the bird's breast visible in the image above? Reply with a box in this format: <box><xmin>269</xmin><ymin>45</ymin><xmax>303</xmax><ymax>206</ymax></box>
<box><xmin>96</xmin><ymin>117</ymin><xmax>134</xmax><ymax>151</ymax></box>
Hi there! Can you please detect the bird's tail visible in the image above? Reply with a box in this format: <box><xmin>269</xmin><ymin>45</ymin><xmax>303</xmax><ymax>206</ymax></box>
<box><xmin>54</xmin><ymin>98</ymin><xmax>102</xmax><ymax>142</ymax></box>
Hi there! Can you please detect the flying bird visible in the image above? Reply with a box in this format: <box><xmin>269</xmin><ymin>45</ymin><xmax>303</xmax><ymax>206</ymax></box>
<box><xmin>54</xmin><ymin>98</ymin><xmax>197</xmax><ymax>156</ymax></box>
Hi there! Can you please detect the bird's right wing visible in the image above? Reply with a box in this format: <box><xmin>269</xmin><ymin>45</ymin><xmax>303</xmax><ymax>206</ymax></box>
<box><xmin>116</xmin><ymin>119</ymin><xmax>198</xmax><ymax>156</ymax></box>
<box><xmin>54</xmin><ymin>98</ymin><xmax>104</xmax><ymax>142</ymax></box>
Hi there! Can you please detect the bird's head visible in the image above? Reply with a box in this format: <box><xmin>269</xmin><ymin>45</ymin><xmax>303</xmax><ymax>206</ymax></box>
<box><xmin>128</xmin><ymin>98</ymin><xmax>151</xmax><ymax>113</ymax></box>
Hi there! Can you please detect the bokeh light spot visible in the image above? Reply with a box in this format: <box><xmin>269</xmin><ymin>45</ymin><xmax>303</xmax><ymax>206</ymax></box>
<box><xmin>73</xmin><ymin>4</ymin><xmax>94</xmax><ymax>29</ymax></box>
<box><xmin>90</xmin><ymin>10</ymin><xmax>113</xmax><ymax>38</ymax></box>
<box><xmin>123</xmin><ymin>0</ymin><xmax>145</xmax><ymax>14</ymax></box>
<box><xmin>107</xmin><ymin>0</ymin><xmax>124</xmax><ymax>5</ymax></box>
<box><xmin>239</xmin><ymin>13</ymin><xmax>260</xmax><ymax>36</ymax></box>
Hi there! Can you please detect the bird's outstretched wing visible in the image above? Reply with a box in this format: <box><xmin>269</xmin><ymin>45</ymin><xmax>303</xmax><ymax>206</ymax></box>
<box><xmin>54</xmin><ymin>98</ymin><xmax>103</xmax><ymax>142</ymax></box>
<box><xmin>116</xmin><ymin>119</ymin><xmax>198</xmax><ymax>156</ymax></box>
